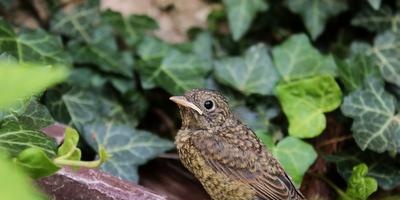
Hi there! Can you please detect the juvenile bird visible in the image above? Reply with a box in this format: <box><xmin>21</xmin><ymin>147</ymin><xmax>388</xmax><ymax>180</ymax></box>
<box><xmin>170</xmin><ymin>89</ymin><xmax>305</xmax><ymax>200</ymax></box>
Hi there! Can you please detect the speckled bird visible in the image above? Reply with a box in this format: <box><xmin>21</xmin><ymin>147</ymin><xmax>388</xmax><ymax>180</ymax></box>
<box><xmin>170</xmin><ymin>89</ymin><xmax>305</xmax><ymax>200</ymax></box>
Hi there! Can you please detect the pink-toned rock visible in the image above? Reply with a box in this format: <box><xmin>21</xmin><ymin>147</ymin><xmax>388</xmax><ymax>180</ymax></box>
<box><xmin>37</xmin><ymin>167</ymin><xmax>167</xmax><ymax>200</ymax></box>
<box><xmin>41</xmin><ymin>123</ymin><xmax>67</xmax><ymax>145</ymax></box>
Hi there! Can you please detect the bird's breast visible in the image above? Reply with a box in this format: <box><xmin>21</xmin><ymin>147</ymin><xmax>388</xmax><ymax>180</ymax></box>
<box><xmin>175</xmin><ymin>130</ymin><xmax>257</xmax><ymax>200</ymax></box>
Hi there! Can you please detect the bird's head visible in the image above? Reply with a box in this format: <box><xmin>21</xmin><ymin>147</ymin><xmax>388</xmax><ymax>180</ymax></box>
<box><xmin>170</xmin><ymin>89</ymin><xmax>234</xmax><ymax>130</ymax></box>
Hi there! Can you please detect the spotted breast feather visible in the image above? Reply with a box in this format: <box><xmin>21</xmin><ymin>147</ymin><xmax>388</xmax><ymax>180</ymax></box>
<box><xmin>190</xmin><ymin>127</ymin><xmax>305</xmax><ymax>200</ymax></box>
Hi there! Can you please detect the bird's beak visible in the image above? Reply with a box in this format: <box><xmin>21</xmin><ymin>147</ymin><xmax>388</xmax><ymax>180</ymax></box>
<box><xmin>169</xmin><ymin>96</ymin><xmax>203</xmax><ymax>115</ymax></box>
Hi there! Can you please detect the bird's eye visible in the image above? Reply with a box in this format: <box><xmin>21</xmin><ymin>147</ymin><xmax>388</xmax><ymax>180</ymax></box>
<box><xmin>204</xmin><ymin>100</ymin><xmax>214</xmax><ymax>110</ymax></box>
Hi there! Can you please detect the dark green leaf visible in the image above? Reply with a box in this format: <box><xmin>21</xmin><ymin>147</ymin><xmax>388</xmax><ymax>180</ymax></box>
<box><xmin>352</xmin><ymin>7</ymin><xmax>399</xmax><ymax>33</ymax></box>
<box><xmin>367</xmin><ymin>0</ymin><xmax>382</xmax><ymax>10</ymax></box>
<box><xmin>276</xmin><ymin>76</ymin><xmax>342</xmax><ymax>138</ymax></box>
<box><xmin>325</xmin><ymin>149</ymin><xmax>400</xmax><ymax>190</ymax></box>
<box><xmin>342</xmin><ymin>163</ymin><xmax>377</xmax><ymax>200</ymax></box>
<box><xmin>369</xmin><ymin>31</ymin><xmax>400</xmax><ymax>87</ymax></box>
<box><xmin>273</xmin><ymin>137</ymin><xmax>317</xmax><ymax>187</ymax></box>
<box><xmin>0</xmin><ymin>120</ymin><xmax>57</xmax><ymax>157</ymax></box>
<box><xmin>0</xmin><ymin>0</ymin><xmax>13</xmax><ymax>10</ymax></box>
<box><xmin>137</xmin><ymin>36</ymin><xmax>174</xmax><ymax>89</ymax></box>
<box><xmin>222</xmin><ymin>0</ymin><xmax>268</xmax><ymax>40</ymax></box>
<box><xmin>13</xmin><ymin>147</ymin><xmax>60</xmax><ymax>179</ymax></box>
<box><xmin>82</xmin><ymin>120</ymin><xmax>174</xmax><ymax>182</ymax></box>
<box><xmin>214</xmin><ymin>43</ymin><xmax>279</xmax><ymax>95</ymax></box>
<box><xmin>50</xmin><ymin>4</ymin><xmax>100</xmax><ymax>41</ymax></box>
<box><xmin>341</xmin><ymin>78</ymin><xmax>400</xmax><ymax>153</ymax></box>
<box><xmin>287</xmin><ymin>0</ymin><xmax>348</xmax><ymax>39</ymax></box>
<box><xmin>272</xmin><ymin>34</ymin><xmax>337</xmax><ymax>81</ymax></box>
<box><xmin>0</xmin><ymin>19</ymin><xmax>70</xmax><ymax>64</ymax></box>
<box><xmin>336</xmin><ymin>54</ymin><xmax>380</xmax><ymax>92</ymax></box>
<box><xmin>139</xmin><ymin>49</ymin><xmax>211</xmax><ymax>95</ymax></box>
<box><xmin>67</xmin><ymin>25</ymin><xmax>134</xmax><ymax>77</ymax></box>
<box><xmin>192</xmin><ymin>32</ymin><xmax>213</xmax><ymax>65</ymax></box>
<box><xmin>102</xmin><ymin>10</ymin><xmax>158</xmax><ymax>46</ymax></box>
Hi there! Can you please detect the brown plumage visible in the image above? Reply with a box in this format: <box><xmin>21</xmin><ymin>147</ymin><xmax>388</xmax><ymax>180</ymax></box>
<box><xmin>170</xmin><ymin>89</ymin><xmax>305</xmax><ymax>200</ymax></box>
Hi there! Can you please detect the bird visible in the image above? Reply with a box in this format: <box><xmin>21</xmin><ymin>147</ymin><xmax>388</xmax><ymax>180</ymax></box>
<box><xmin>169</xmin><ymin>88</ymin><xmax>305</xmax><ymax>200</ymax></box>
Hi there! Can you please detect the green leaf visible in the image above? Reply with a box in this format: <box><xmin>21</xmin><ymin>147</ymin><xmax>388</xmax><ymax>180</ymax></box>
<box><xmin>0</xmin><ymin>19</ymin><xmax>70</xmax><ymax>64</ymax></box>
<box><xmin>286</xmin><ymin>0</ymin><xmax>348</xmax><ymax>39</ymax></box>
<box><xmin>138</xmin><ymin>49</ymin><xmax>211</xmax><ymax>95</ymax></box>
<box><xmin>341</xmin><ymin>78</ymin><xmax>400</xmax><ymax>153</ymax></box>
<box><xmin>342</xmin><ymin>163</ymin><xmax>377</xmax><ymax>200</ymax></box>
<box><xmin>325</xmin><ymin>149</ymin><xmax>400</xmax><ymax>190</ymax></box>
<box><xmin>336</xmin><ymin>53</ymin><xmax>380</xmax><ymax>92</ymax></box>
<box><xmin>57</xmin><ymin>127</ymin><xmax>81</xmax><ymax>161</ymax></box>
<box><xmin>367</xmin><ymin>0</ymin><xmax>382</xmax><ymax>10</ymax></box>
<box><xmin>276</xmin><ymin>76</ymin><xmax>342</xmax><ymax>138</ymax></box>
<box><xmin>0</xmin><ymin>0</ymin><xmax>13</xmax><ymax>10</ymax></box>
<box><xmin>82</xmin><ymin>120</ymin><xmax>174</xmax><ymax>182</ymax></box>
<box><xmin>0</xmin><ymin>62</ymin><xmax>69</xmax><ymax>110</ymax></box>
<box><xmin>13</xmin><ymin>100</ymin><xmax>55</xmax><ymax>129</ymax></box>
<box><xmin>60</xmin><ymin>88</ymin><xmax>138</xmax><ymax>128</ymax></box>
<box><xmin>50</xmin><ymin>4</ymin><xmax>100</xmax><ymax>41</ymax></box>
<box><xmin>101</xmin><ymin>9</ymin><xmax>158</xmax><ymax>46</ymax></box>
<box><xmin>272</xmin><ymin>137</ymin><xmax>317</xmax><ymax>187</ymax></box>
<box><xmin>222</xmin><ymin>0</ymin><xmax>268</xmax><ymax>41</ymax></box>
<box><xmin>214</xmin><ymin>43</ymin><xmax>279</xmax><ymax>95</ymax></box>
<box><xmin>137</xmin><ymin>36</ymin><xmax>174</xmax><ymax>89</ymax></box>
<box><xmin>13</xmin><ymin>147</ymin><xmax>60</xmax><ymax>179</ymax></box>
<box><xmin>50</xmin><ymin>88</ymin><xmax>171</xmax><ymax>181</ymax></box>
<box><xmin>0</xmin><ymin>153</ymin><xmax>44</xmax><ymax>200</ymax></box>
<box><xmin>272</xmin><ymin>34</ymin><xmax>337</xmax><ymax>81</ymax></box>
<box><xmin>368</xmin><ymin>31</ymin><xmax>400</xmax><ymax>87</ymax></box>
<box><xmin>0</xmin><ymin>120</ymin><xmax>57</xmax><ymax>157</ymax></box>
<box><xmin>352</xmin><ymin>6</ymin><xmax>399</xmax><ymax>33</ymax></box>
<box><xmin>67</xmin><ymin>25</ymin><xmax>134</xmax><ymax>77</ymax></box>
<box><xmin>192</xmin><ymin>32</ymin><xmax>213</xmax><ymax>65</ymax></box>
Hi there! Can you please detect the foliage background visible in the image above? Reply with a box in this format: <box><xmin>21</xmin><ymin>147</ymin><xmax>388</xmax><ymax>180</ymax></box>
<box><xmin>0</xmin><ymin>0</ymin><xmax>400</xmax><ymax>199</ymax></box>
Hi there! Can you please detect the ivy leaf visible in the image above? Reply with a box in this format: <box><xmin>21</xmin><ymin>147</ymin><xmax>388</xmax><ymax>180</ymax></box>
<box><xmin>276</xmin><ymin>76</ymin><xmax>342</xmax><ymax>138</ymax></box>
<box><xmin>0</xmin><ymin>19</ymin><xmax>70</xmax><ymax>64</ymax></box>
<box><xmin>13</xmin><ymin>147</ymin><xmax>60</xmax><ymax>179</ymax></box>
<box><xmin>14</xmin><ymin>100</ymin><xmax>55</xmax><ymax>130</ymax></box>
<box><xmin>367</xmin><ymin>0</ymin><xmax>382</xmax><ymax>10</ymax></box>
<box><xmin>352</xmin><ymin>7</ymin><xmax>399</xmax><ymax>33</ymax></box>
<box><xmin>0</xmin><ymin>154</ymin><xmax>44</xmax><ymax>200</ymax></box>
<box><xmin>272</xmin><ymin>34</ymin><xmax>337</xmax><ymax>81</ymax></box>
<box><xmin>50</xmin><ymin>88</ymin><xmax>171</xmax><ymax>182</ymax></box>
<box><xmin>342</xmin><ymin>163</ymin><xmax>377</xmax><ymax>200</ymax></box>
<box><xmin>137</xmin><ymin>36</ymin><xmax>175</xmax><ymax>89</ymax></box>
<box><xmin>50</xmin><ymin>4</ymin><xmax>100</xmax><ymax>41</ymax></box>
<box><xmin>0</xmin><ymin>63</ymin><xmax>69</xmax><ymax>109</ymax></box>
<box><xmin>273</xmin><ymin>137</ymin><xmax>317</xmax><ymax>187</ymax></box>
<box><xmin>336</xmin><ymin>54</ymin><xmax>380</xmax><ymax>92</ymax></box>
<box><xmin>101</xmin><ymin>10</ymin><xmax>158</xmax><ymax>46</ymax></box>
<box><xmin>192</xmin><ymin>32</ymin><xmax>213</xmax><ymax>65</ymax></box>
<box><xmin>325</xmin><ymin>149</ymin><xmax>400</xmax><ymax>190</ymax></box>
<box><xmin>286</xmin><ymin>0</ymin><xmax>348</xmax><ymax>39</ymax></box>
<box><xmin>341</xmin><ymin>78</ymin><xmax>400</xmax><ymax>153</ymax></box>
<box><xmin>222</xmin><ymin>0</ymin><xmax>268</xmax><ymax>41</ymax></box>
<box><xmin>60</xmin><ymin>88</ymin><xmax>135</xmax><ymax>128</ymax></box>
<box><xmin>369</xmin><ymin>31</ymin><xmax>400</xmax><ymax>87</ymax></box>
<box><xmin>67</xmin><ymin>25</ymin><xmax>134</xmax><ymax>77</ymax></box>
<box><xmin>0</xmin><ymin>120</ymin><xmax>58</xmax><ymax>157</ymax></box>
<box><xmin>139</xmin><ymin>49</ymin><xmax>211</xmax><ymax>95</ymax></box>
<box><xmin>214</xmin><ymin>43</ymin><xmax>279</xmax><ymax>96</ymax></box>
<box><xmin>82</xmin><ymin>120</ymin><xmax>174</xmax><ymax>182</ymax></box>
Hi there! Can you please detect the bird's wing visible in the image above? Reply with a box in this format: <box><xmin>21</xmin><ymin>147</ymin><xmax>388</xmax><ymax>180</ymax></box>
<box><xmin>191</xmin><ymin>130</ymin><xmax>304</xmax><ymax>200</ymax></box>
